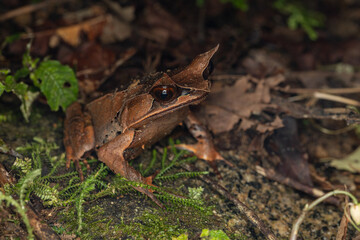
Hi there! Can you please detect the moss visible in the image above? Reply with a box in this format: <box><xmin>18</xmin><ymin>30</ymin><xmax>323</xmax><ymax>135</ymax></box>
<box><xmin>59</xmin><ymin>198</ymin><xmax>223</xmax><ymax>239</ymax></box>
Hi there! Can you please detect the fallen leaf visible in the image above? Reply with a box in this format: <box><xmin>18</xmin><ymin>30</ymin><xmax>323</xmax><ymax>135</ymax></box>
<box><xmin>256</xmin><ymin>116</ymin><xmax>283</xmax><ymax>133</ymax></box>
<box><xmin>265</xmin><ymin>116</ymin><xmax>312</xmax><ymax>186</ymax></box>
<box><xmin>56</xmin><ymin>15</ymin><xmax>106</xmax><ymax>47</ymax></box>
<box><xmin>200</xmin><ymin>74</ymin><xmax>284</xmax><ymax>133</ymax></box>
<box><xmin>241</xmin><ymin>49</ymin><xmax>287</xmax><ymax>78</ymax></box>
<box><xmin>139</xmin><ymin>2</ymin><xmax>185</xmax><ymax>43</ymax></box>
<box><xmin>336</xmin><ymin>195</ymin><xmax>349</xmax><ymax>240</ymax></box>
<box><xmin>100</xmin><ymin>15</ymin><xmax>132</xmax><ymax>44</ymax></box>
<box><xmin>272</xmin><ymin>96</ymin><xmax>360</xmax><ymax>123</ymax></box>
<box><xmin>330</xmin><ymin>147</ymin><xmax>360</xmax><ymax>173</ymax></box>
<box><xmin>61</xmin><ymin>42</ymin><xmax>116</xmax><ymax>94</ymax></box>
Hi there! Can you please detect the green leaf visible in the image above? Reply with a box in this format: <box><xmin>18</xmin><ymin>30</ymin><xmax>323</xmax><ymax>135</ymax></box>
<box><xmin>4</xmin><ymin>75</ymin><xmax>16</xmax><ymax>92</ymax></box>
<box><xmin>4</xmin><ymin>33</ymin><xmax>21</xmax><ymax>45</ymax></box>
<box><xmin>18</xmin><ymin>91</ymin><xmax>40</xmax><ymax>122</ymax></box>
<box><xmin>0</xmin><ymin>137</ymin><xmax>10</xmax><ymax>153</ymax></box>
<box><xmin>172</xmin><ymin>233</ymin><xmax>188</xmax><ymax>240</ymax></box>
<box><xmin>0</xmin><ymin>82</ymin><xmax>4</xmax><ymax>97</ymax></box>
<box><xmin>0</xmin><ymin>69</ymin><xmax>11</xmax><ymax>75</ymax></box>
<box><xmin>220</xmin><ymin>0</ymin><xmax>248</xmax><ymax>11</ymax></box>
<box><xmin>330</xmin><ymin>147</ymin><xmax>360</xmax><ymax>173</ymax></box>
<box><xmin>14</xmin><ymin>67</ymin><xmax>30</xmax><ymax>80</ymax></box>
<box><xmin>200</xmin><ymin>229</ymin><xmax>230</xmax><ymax>240</ymax></box>
<box><xmin>22</xmin><ymin>42</ymin><xmax>39</xmax><ymax>71</ymax></box>
<box><xmin>14</xmin><ymin>82</ymin><xmax>28</xmax><ymax>96</ymax></box>
<box><xmin>34</xmin><ymin>60</ymin><xmax>78</xmax><ymax>111</ymax></box>
<box><xmin>196</xmin><ymin>0</ymin><xmax>205</xmax><ymax>7</ymax></box>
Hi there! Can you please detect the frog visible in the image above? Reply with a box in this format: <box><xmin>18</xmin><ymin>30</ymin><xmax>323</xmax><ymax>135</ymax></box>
<box><xmin>64</xmin><ymin>45</ymin><xmax>225</xmax><ymax>207</ymax></box>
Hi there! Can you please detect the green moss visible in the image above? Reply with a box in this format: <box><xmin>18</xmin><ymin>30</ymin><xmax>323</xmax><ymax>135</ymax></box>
<box><xmin>59</xmin><ymin>199</ymin><xmax>221</xmax><ymax>239</ymax></box>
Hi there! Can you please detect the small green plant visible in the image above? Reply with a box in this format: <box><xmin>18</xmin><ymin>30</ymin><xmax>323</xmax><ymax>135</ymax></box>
<box><xmin>197</xmin><ymin>0</ymin><xmax>324</xmax><ymax>40</ymax></box>
<box><xmin>6</xmin><ymin>137</ymin><xmax>213</xmax><ymax>237</ymax></box>
<box><xmin>94</xmin><ymin>139</ymin><xmax>209</xmax><ymax>211</ymax></box>
<box><xmin>0</xmin><ymin>170</ymin><xmax>41</xmax><ymax>240</ymax></box>
<box><xmin>7</xmin><ymin>138</ymin><xmax>75</xmax><ymax>206</ymax></box>
<box><xmin>196</xmin><ymin>0</ymin><xmax>248</xmax><ymax>11</ymax></box>
<box><xmin>0</xmin><ymin>42</ymin><xmax>78</xmax><ymax>121</ymax></box>
<box><xmin>290</xmin><ymin>190</ymin><xmax>360</xmax><ymax>239</ymax></box>
<box><xmin>173</xmin><ymin>229</ymin><xmax>231</xmax><ymax>240</ymax></box>
<box><xmin>273</xmin><ymin>0</ymin><xmax>325</xmax><ymax>40</ymax></box>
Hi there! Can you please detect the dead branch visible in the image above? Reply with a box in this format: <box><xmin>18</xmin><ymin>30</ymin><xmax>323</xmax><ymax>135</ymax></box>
<box><xmin>0</xmin><ymin>0</ymin><xmax>75</xmax><ymax>22</ymax></box>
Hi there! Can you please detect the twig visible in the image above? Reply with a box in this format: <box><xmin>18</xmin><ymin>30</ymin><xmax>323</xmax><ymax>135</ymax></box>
<box><xmin>184</xmin><ymin>164</ymin><xmax>277</xmax><ymax>240</ymax></box>
<box><xmin>256</xmin><ymin>166</ymin><xmax>340</xmax><ymax>206</ymax></box>
<box><xmin>310</xmin><ymin>119</ymin><xmax>357</xmax><ymax>135</ymax></box>
<box><xmin>290</xmin><ymin>190</ymin><xmax>357</xmax><ymax>240</ymax></box>
<box><xmin>313</xmin><ymin>92</ymin><xmax>360</xmax><ymax>107</ymax></box>
<box><xmin>0</xmin><ymin>138</ymin><xmax>23</xmax><ymax>159</ymax></box>
<box><xmin>336</xmin><ymin>191</ymin><xmax>349</xmax><ymax>239</ymax></box>
<box><xmin>0</xmin><ymin>0</ymin><xmax>75</xmax><ymax>22</ymax></box>
<box><xmin>279</xmin><ymin>87</ymin><xmax>360</xmax><ymax>95</ymax></box>
<box><xmin>290</xmin><ymin>92</ymin><xmax>360</xmax><ymax>107</ymax></box>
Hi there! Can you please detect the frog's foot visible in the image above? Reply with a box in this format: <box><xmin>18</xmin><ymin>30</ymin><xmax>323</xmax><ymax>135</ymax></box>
<box><xmin>66</xmin><ymin>158</ymin><xmax>84</xmax><ymax>181</ymax></box>
<box><xmin>144</xmin><ymin>171</ymin><xmax>159</xmax><ymax>188</ymax></box>
<box><xmin>133</xmin><ymin>185</ymin><xmax>164</xmax><ymax>208</ymax></box>
<box><xmin>66</xmin><ymin>157</ymin><xmax>92</xmax><ymax>182</ymax></box>
<box><xmin>134</xmin><ymin>173</ymin><xmax>165</xmax><ymax>208</ymax></box>
<box><xmin>176</xmin><ymin>139</ymin><xmax>233</xmax><ymax>178</ymax></box>
<box><xmin>182</xmin><ymin>112</ymin><xmax>233</xmax><ymax>177</ymax></box>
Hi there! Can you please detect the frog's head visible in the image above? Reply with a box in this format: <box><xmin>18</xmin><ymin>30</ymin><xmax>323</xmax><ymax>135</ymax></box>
<box><xmin>121</xmin><ymin>45</ymin><xmax>219</xmax><ymax>130</ymax></box>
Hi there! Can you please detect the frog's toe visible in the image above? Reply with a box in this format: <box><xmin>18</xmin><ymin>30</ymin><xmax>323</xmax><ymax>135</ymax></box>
<box><xmin>176</xmin><ymin>141</ymin><xmax>232</xmax><ymax>165</ymax></box>
<box><xmin>73</xmin><ymin>159</ymin><xmax>85</xmax><ymax>181</ymax></box>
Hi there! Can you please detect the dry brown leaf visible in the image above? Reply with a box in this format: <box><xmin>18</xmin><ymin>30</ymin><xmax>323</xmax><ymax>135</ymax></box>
<box><xmin>256</xmin><ymin>116</ymin><xmax>283</xmax><ymax>133</ymax></box>
<box><xmin>336</xmin><ymin>195</ymin><xmax>349</xmax><ymax>240</ymax></box>
<box><xmin>201</xmin><ymin>75</ymin><xmax>284</xmax><ymax>133</ymax></box>
<box><xmin>100</xmin><ymin>15</ymin><xmax>132</xmax><ymax>44</ymax></box>
<box><xmin>59</xmin><ymin>42</ymin><xmax>116</xmax><ymax>94</ymax></box>
<box><xmin>241</xmin><ymin>49</ymin><xmax>287</xmax><ymax>78</ymax></box>
<box><xmin>201</xmin><ymin>105</ymin><xmax>241</xmax><ymax>134</ymax></box>
<box><xmin>139</xmin><ymin>2</ymin><xmax>185</xmax><ymax>43</ymax></box>
<box><xmin>102</xmin><ymin>0</ymin><xmax>134</xmax><ymax>22</ymax></box>
<box><xmin>56</xmin><ymin>15</ymin><xmax>106</xmax><ymax>47</ymax></box>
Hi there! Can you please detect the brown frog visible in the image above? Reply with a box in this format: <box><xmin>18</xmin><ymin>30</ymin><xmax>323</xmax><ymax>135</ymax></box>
<box><xmin>64</xmin><ymin>45</ymin><xmax>223</xmax><ymax>207</ymax></box>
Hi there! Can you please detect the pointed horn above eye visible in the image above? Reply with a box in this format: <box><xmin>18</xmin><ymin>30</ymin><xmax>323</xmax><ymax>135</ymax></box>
<box><xmin>172</xmin><ymin>44</ymin><xmax>220</xmax><ymax>91</ymax></box>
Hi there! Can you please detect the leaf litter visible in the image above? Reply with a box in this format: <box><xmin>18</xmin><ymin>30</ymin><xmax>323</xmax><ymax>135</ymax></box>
<box><xmin>3</xmin><ymin>0</ymin><xmax>360</xmax><ymax>239</ymax></box>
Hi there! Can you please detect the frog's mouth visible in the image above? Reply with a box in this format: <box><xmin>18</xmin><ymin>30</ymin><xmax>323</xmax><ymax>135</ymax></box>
<box><xmin>124</xmin><ymin>89</ymin><xmax>208</xmax><ymax>131</ymax></box>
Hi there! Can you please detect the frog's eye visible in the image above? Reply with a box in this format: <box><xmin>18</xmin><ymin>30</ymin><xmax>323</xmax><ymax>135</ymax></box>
<box><xmin>151</xmin><ymin>85</ymin><xmax>179</xmax><ymax>102</ymax></box>
<box><xmin>202</xmin><ymin>60</ymin><xmax>214</xmax><ymax>80</ymax></box>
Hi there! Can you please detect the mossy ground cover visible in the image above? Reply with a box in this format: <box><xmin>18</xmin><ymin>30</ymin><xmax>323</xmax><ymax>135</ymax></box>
<box><xmin>0</xmin><ymin>101</ymin><xmax>233</xmax><ymax>239</ymax></box>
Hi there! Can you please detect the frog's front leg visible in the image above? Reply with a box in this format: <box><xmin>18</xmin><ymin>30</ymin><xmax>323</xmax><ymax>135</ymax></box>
<box><xmin>97</xmin><ymin>130</ymin><xmax>164</xmax><ymax>208</ymax></box>
<box><xmin>176</xmin><ymin>112</ymin><xmax>233</xmax><ymax>176</ymax></box>
<box><xmin>64</xmin><ymin>102</ymin><xmax>95</xmax><ymax>181</ymax></box>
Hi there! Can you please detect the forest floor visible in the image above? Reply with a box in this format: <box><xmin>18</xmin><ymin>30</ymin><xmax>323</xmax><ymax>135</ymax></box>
<box><xmin>1</xmin><ymin>0</ymin><xmax>360</xmax><ymax>239</ymax></box>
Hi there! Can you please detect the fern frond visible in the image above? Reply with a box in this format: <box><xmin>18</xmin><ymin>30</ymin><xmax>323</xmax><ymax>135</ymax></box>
<box><xmin>12</xmin><ymin>157</ymin><xmax>32</xmax><ymax>174</ymax></box>
<box><xmin>155</xmin><ymin>150</ymin><xmax>186</xmax><ymax>179</ymax></box>
<box><xmin>42</xmin><ymin>171</ymin><xmax>78</xmax><ymax>182</ymax></box>
<box><xmin>142</xmin><ymin>149</ymin><xmax>157</xmax><ymax>176</ymax></box>
<box><xmin>155</xmin><ymin>192</ymin><xmax>205</xmax><ymax>211</ymax></box>
<box><xmin>155</xmin><ymin>171</ymin><xmax>209</xmax><ymax>182</ymax></box>
<box><xmin>31</xmin><ymin>181</ymin><xmax>59</xmax><ymax>206</ymax></box>
<box><xmin>19</xmin><ymin>169</ymin><xmax>41</xmax><ymax>208</ymax></box>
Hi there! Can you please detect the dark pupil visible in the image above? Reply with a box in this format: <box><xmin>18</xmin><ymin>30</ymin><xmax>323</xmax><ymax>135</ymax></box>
<box><xmin>156</xmin><ymin>87</ymin><xmax>173</xmax><ymax>101</ymax></box>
